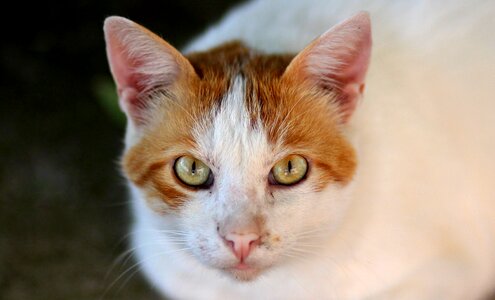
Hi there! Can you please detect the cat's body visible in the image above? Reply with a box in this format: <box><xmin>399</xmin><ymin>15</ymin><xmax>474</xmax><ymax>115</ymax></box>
<box><xmin>104</xmin><ymin>0</ymin><xmax>495</xmax><ymax>299</ymax></box>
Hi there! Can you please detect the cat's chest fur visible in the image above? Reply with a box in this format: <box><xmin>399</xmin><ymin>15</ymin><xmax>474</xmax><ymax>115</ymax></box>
<box><xmin>104</xmin><ymin>0</ymin><xmax>495</xmax><ymax>299</ymax></box>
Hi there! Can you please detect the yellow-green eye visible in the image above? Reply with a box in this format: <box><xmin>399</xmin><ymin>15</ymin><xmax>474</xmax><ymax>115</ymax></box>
<box><xmin>271</xmin><ymin>154</ymin><xmax>308</xmax><ymax>185</ymax></box>
<box><xmin>174</xmin><ymin>156</ymin><xmax>212</xmax><ymax>187</ymax></box>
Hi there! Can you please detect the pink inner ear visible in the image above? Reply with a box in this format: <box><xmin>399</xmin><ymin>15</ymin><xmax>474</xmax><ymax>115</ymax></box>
<box><xmin>287</xmin><ymin>12</ymin><xmax>372</xmax><ymax>123</ymax></box>
<box><xmin>110</xmin><ymin>45</ymin><xmax>138</xmax><ymax>96</ymax></box>
<box><xmin>107</xmin><ymin>40</ymin><xmax>153</xmax><ymax>122</ymax></box>
<box><xmin>327</xmin><ymin>22</ymin><xmax>371</xmax><ymax>122</ymax></box>
<box><xmin>104</xmin><ymin>17</ymin><xmax>183</xmax><ymax>126</ymax></box>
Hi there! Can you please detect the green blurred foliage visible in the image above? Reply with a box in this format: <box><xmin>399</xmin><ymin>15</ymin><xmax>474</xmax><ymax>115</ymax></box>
<box><xmin>92</xmin><ymin>75</ymin><xmax>126</xmax><ymax>126</ymax></box>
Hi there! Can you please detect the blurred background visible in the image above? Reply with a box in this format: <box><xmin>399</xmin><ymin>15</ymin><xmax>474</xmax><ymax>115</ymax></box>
<box><xmin>0</xmin><ymin>1</ymin><xmax>241</xmax><ymax>299</ymax></box>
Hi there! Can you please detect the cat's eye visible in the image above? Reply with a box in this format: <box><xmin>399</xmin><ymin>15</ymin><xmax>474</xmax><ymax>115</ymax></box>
<box><xmin>270</xmin><ymin>154</ymin><xmax>308</xmax><ymax>185</ymax></box>
<box><xmin>174</xmin><ymin>156</ymin><xmax>213</xmax><ymax>187</ymax></box>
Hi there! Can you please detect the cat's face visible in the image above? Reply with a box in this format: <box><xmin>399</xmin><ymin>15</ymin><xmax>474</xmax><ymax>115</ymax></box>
<box><xmin>104</xmin><ymin>14</ymin><xmax>370</xmax><ymax>281</ymax></box>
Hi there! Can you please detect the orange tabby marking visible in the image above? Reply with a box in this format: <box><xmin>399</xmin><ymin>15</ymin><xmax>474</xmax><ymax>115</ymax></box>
<box><xmin>123</xmin><ymin>41</ymin><xmax>356</xmax><ymax>211</ymax></box>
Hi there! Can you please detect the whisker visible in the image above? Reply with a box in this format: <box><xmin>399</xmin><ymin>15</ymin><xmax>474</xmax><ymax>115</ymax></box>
<box><xmin>101</xmin><ymin>246</ymin><xmax>192</xmax><ymax>299</ymax></box>
<box><xmin>104</xmin><ymin>237</ymin><xmax>188</xmax><ymax>286</ymax></box>
<box><xmin>293</xmin><ymin>232</ymin><xmax>329</xmax><ymax>240</ymax></box>
<box><xmin>105</xmin><ymin>241</ymin><xmax>169</xmax><ymax>282</ymax></box>
<box><xmin>291</xmin><ymin>243</ymin><xmax>326</xmax><ymax>250</ymax></box>
<box><xmin>287</xmin><ymin>248</ymin><xmax>318</xmax><ymax>256</ymax></box>
<box><xmin>129</xmin><ymin>228</ymin><xmax>190</xmax><ymax>236</ymax></box>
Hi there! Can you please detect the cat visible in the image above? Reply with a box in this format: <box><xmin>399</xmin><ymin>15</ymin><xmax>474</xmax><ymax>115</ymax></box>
<box><xmin>103</xmin><ymin>0</ymin><xmax>495</xmax><ymax>299</ymax></box>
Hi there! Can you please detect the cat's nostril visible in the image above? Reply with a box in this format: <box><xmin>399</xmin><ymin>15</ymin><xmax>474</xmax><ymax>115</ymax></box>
<box><xmin>225</xmin><ymin>239</ymin><xmax>234</xmax><ymax>249</ymax></box>
<box><xmin>223</xmin><ymin>232</ymin><xmax>260</xmax><ymax>261</ymax></box>
<box><xmin>249</xmin><ymin>239</ymin><xmax>259</xmax><ymax>247</ymax></box>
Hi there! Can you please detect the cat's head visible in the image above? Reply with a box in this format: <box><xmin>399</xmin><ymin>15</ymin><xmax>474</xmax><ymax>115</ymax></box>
<box><xmin>104</xmin><ymin>13</ymin><xmax>371</xmax><ymax>281</ymax></box>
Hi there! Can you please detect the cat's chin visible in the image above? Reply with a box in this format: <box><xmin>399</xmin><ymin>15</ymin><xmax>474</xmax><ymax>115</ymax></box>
<box><xmin>225</xmin><ymin>267</ymin><xmax>262</xmax><ymax>282</ymax></box>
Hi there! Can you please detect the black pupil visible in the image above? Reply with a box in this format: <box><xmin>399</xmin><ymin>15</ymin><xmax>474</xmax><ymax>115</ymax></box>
<box><xmin>287</xmin><ymin>160</ymin><xmax>292</xmax><ymax>173</ymax></box>
<box><xmin>191</xmin><ymin>161</ymin><xmax>196</xmax><ymax>174</ymax></box>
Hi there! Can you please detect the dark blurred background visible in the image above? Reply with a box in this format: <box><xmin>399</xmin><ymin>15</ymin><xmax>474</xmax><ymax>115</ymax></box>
<box><xmin>0</xmin><ymin>1</ymin><xmax>241</xmax><ymax>299</ymax></box>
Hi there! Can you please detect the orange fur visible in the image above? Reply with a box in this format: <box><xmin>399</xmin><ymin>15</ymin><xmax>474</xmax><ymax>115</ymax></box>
<box><xmin>246</xmin><ymin>58</ymin><xmax>357</xmax><ymax>189</ymax></box>
<box><xmin>122</xmin><ymin>41</ymin><xmax>356</xmax><ymax>211</ymax></box>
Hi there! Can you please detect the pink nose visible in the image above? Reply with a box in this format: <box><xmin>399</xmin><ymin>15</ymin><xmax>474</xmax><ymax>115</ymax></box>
<box><xmin>223</xmin><ymin>233</ymin><xmax>260</xmax><ymax>261</ymax></box>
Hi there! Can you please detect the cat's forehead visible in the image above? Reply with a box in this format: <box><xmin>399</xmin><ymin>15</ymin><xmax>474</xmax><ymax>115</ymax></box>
<box><xmin>186</xmin><ymin>42</ymin><xmax>294</xmax><ymax>169</ymax></box>
<box><xmin>193</xmin><ymin>76</ymin><xmax>278</xmax><ymax>174</ymax></box>
<box><xmin>184</xmin><ymin>41</ymin><xmax>357</xmax><ymax>184</ymax></box>
<box><xmin>186</xmin><ymin>41</ymin><xmax>293</xmax><ymax>83</ymax></box>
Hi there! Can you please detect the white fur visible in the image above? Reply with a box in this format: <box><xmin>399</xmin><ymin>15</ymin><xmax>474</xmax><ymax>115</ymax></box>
<box><xmin>129</xmin><ymin>0</ymin><xmax>495</xmax><ymax>299</ymax></box>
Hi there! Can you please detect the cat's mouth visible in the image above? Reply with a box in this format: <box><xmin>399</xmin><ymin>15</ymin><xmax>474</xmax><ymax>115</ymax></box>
<box><xmin>224</xmin><ymin>263</ymin><xmax>263</xmax><ymax>281</ymax></box>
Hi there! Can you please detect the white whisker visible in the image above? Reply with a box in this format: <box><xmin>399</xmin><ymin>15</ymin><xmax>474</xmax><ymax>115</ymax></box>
<box><xmin>101</xmin><ymin>246</ymin><xmax>192</xmax><ymax>299</ymax></box>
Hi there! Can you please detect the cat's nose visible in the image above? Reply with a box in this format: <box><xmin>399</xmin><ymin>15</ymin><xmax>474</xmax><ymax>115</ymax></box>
<box><xmin>223</xmin><ymin>232</ymin><xmax>260</xmax><ymax>261</ymax></box>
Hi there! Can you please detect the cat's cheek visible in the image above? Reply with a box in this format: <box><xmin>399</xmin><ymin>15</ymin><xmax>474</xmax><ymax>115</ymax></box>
<box><xmin>266</xmin><ymin>183</ymin><xmax>354</xmax><ymax>259</ymax></box>
<box><xmin>191</xmin><ymin>236</ymin><xmax>236</xmax><ymax>268</ymax></box>
<box><xmin>248</xmin><ymin>245</ymin><xmax>281</xmax><ymax>268</ymax></box>
<box><xmin>178</xmin><ymin>199</ymin><xmax>235</xmax><ymax>266</ymax></box>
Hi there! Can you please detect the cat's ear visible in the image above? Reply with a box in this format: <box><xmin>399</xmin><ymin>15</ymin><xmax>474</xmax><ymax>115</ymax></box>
<box><xmin>283</xmin><ymin>12</ymin><xmax>371</xmax><ymax>123</ymax></box>
<box><xmin>103</xmin><ymin>16</ymin><xmax>197</xmax><ymax>126</ymax></box>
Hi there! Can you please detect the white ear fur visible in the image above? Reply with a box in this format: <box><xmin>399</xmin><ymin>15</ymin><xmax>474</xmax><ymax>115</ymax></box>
<box><xmin>103</xmin><ymin>16</ymin><xmax>194</xmax><ymax>126</ymax></box>
<box><xmin>283</xmin><ymin>12</ymin><xmax>372</xmax><ymax>122</ymax></box>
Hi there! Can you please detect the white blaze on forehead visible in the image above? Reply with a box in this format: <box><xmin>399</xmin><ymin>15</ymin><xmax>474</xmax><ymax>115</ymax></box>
<box><xmin>194</xmin><ymin>76</ymin><xmax>271</xmax><ymax>187</ymax></box>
